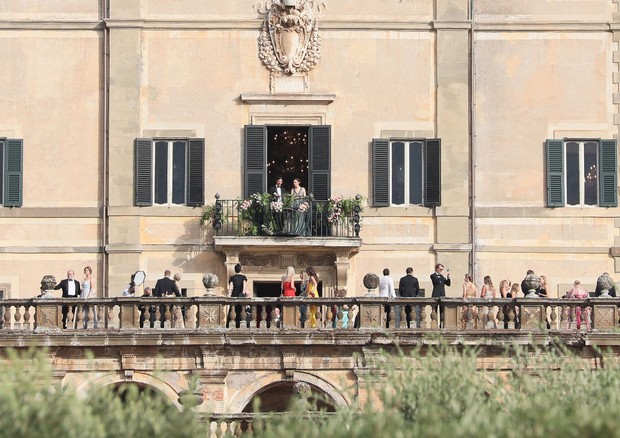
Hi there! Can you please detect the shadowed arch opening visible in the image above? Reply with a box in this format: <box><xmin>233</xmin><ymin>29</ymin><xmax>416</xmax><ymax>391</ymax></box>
<box><xmin>242</xmin><ymin>381</ymin><xmax>337</xmax><ymax>413</ymax></box>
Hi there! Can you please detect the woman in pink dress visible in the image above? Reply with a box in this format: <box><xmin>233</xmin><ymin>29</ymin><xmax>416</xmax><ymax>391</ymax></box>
<box><xmin>566</xmin><ymin>280</ymin><xmax>590</xmax><ymax>330</ymax></box>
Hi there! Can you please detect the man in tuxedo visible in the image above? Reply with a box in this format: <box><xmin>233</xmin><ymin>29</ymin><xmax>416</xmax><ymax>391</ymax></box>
<box><xmin>154</xmin><ymin>270</ymin><xmax>181</xmax><ymax>327</ymax></box>
<box><xmin>398</xmin><ymin>267</ymin><xmax>421</xmax><ymax>328</ymax></box>
<box><xmin>54</xmin><ymin>270</ymin><xmax>81</xmax><ymax>329</ymax></box>
<box><xmin>268</xmin><ymin>177</ymin><xmax>285</xmax><ymax>201</ymax></box>
<box><xmin>430</xmin><ymin>263</ymin><xmax>451</xmax><ymax>328</ymax></box>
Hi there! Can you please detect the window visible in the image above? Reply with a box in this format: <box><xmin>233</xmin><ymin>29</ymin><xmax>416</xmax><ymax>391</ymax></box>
<box><xmin>244</xmin><ymin>125</ymin><xmax>331</xmax><ymax>200</ymax></box>
<box><xmin>371</xmin><ymin>138</ymin><xmax>441</xmax><ymax>207</ymax></box>
<box><xmin>134</xmin><ymin>138</ymin><xmax>204</xmax><ymax>207</ymax></box>
<box><xmin>1</xmin><ymin>138</ymin><xmax>23</xmax><ymax>207</ymax></box>
<box><xmin>546</xmin><ymin>139</ymin><xmax>617</xmax><ymax>207</ymax></box>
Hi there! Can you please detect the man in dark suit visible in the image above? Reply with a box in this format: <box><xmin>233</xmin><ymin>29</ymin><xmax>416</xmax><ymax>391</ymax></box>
<box><xmin>54</xmin><ymin>270</ymin><xmax>81</xmax><ymax>329</ymax></box>
<box><xmin>430</xmin><ymin>263</ymin><xmax>451</xmax><ymax>328</ymax></box>
<box><xmin>398</xmin><ymin>267</ymin><xmax>421</xmax><ymax>328</ymax></box>
<box><xmin>268</xmin><ymin>177</ymin><xmax>285</xmax><ymax>202</ymax></box>
<box><xmin>154</xmin><ymin>270</ymin><xmax>181</xmax><ymax>327</ymax></box>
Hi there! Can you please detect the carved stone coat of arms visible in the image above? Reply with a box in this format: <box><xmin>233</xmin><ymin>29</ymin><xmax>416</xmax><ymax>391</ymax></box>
<box><xmin>256</xmin><ymin>0</ymin><xmax>324</xmax><ymax>75</ymax></box>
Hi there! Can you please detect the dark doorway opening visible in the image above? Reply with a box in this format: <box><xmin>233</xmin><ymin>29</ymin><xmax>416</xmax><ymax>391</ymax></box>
<box><xmin>242</xmin><ymin>382</ymin><xmax>337</xmax><ymax>413</ymax></box>
<box><xmin>253</xmin><ymin>281</ymin><xmax>323</xmax><ymax>298</ymax></box>
<box><xmin>267</xmin><ymin>126</ymin><xmax>309</xmax><ymax>191</ymax></box>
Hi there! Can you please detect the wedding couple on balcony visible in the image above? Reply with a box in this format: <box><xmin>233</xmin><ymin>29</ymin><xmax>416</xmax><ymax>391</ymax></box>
<box><xmin>269</xmin><ymin>177</ymin><xmax>309</xmax><ymax>236</ymax></box>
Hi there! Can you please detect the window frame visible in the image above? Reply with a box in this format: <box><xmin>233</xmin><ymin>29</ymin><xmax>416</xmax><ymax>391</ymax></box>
<box><xmin>545</xmin><ymin>138</ymin><xmax>617</xmax><ymax>208</ymax></box>
<box><xmin>1</xmin><ymin>138</ymin><xmax>23</xmax><ymax>208</ymax></box>
<box><xmin>134</xmin><ymin>137</ymin><xmax>204</xmax><ymax>207</ymax></box>
<box><xmin>371</xmin><ymin>137</ymin><xmax>441</xmax><ymax>208</ymax></box>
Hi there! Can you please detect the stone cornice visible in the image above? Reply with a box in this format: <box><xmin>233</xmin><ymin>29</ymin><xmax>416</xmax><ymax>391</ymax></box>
<box><xmin>240</xmin><ymin>93</ymin><xmax>335</xmax><ymax>105</ymax></box>
<box><xmin>0</xmin><ymin>20</ymin><xmax>102</xmax><ymax>30</ymax></box>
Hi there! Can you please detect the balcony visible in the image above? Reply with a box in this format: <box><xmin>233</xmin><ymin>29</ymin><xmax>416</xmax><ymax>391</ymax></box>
<box><xmin>2</xmin><ymin>296</ymin><xmax>616</xmax><ymax>335</ymax></box>
<box><xmin>207</xmin><ymin>195</ymin><xmax>362</xmax><ymax>239</ymax></box>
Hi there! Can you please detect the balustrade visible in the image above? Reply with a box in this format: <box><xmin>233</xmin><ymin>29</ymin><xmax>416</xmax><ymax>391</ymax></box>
<box><xmin>0</xmin><ymin>297</ymin><xmax>616</xmax><ymax>333</ymax></box>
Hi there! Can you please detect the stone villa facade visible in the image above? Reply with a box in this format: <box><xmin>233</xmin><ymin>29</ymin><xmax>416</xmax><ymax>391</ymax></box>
<box><xmin>1</xmin><ymin>0</ymin><xmax>620</xmax><ymax>299</ymax></box>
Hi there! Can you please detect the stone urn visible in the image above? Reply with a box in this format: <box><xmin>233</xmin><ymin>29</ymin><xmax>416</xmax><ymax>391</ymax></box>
<box><xmin>363</xmin><ymin>273</ymin><xmax>380</xmax><ymax>297</ymax></box>
<box><xmin>596</xmin><ymin>273</ymin><xmax>615</xmax><ymax>298</ymax></box>
<box><xmin>522</xmin><ymin>273</ymin><xmax>541</xmax><ymax>298</ymax></box>
<box><xmin>38</xmin><ymin>275</ymin><xmax>57</xmax><ymax>298</ymax></box>
<box><xmin>202</xmin><ymin>273</ymin><xmax>219</xmax><ymax>297</ymax></box>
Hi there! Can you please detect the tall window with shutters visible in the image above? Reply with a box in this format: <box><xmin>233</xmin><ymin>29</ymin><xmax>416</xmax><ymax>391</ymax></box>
<box><xmin>244</xmin><ymin>125</ymin><xmax>331</xmax><ymax>200</ymax></box>
<box><xmin>1</xmin><ymin>138</ymin><xmax>23</xmax><ymax>207</ymax></box>
<box><xmin>371</xmin><ymin>138</ymin><xmax>441</xmax><ymax>207</ymax></box>
<box><xmin>546</xmin><ymin>139</ymin><xmax>617</xmax><ymax>207</ymax></box>
<box><xmin>134</xmin><ymin>138</ymin><xmax>205</xmax><ymax>207</ymax></box>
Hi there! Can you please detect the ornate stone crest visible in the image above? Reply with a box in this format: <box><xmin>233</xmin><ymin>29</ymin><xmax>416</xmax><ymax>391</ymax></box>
<box><xmin>255</xmin><ymin>0</ymin><xmax>325</xmax><ymax>75</ymax></box>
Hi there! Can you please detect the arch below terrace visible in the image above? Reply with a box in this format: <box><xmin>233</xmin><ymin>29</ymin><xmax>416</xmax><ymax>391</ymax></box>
<box><xmin>227</xmin><ymin>370</ymin><xmax>351</xmax><ymax>413</ymax></box>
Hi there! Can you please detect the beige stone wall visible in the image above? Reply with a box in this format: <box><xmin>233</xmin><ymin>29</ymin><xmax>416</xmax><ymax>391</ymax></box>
<box><xmin>2</xmin><ymin>0</ymin><xmax>619</xmax><ymax>298</ymax></box>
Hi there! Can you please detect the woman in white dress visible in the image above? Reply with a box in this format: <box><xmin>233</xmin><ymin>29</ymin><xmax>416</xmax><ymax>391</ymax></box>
<box><xmin>81</xmin><ymin>266</ymin><xmax>96</xmax><ymax>328</ymax></box>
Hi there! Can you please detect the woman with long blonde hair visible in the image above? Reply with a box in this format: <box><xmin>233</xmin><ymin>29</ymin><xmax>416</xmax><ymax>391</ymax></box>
<box><xmin>281</xmin><ymin>266</ymin><xmax>296</xmax><ymax>297</ymax></box>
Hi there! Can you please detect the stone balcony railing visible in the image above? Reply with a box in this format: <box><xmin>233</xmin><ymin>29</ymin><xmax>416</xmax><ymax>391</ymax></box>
<box><xmin>0</xmin><ymin>297</ymin><xmax>616</xmax><ymax>333</ymax></box>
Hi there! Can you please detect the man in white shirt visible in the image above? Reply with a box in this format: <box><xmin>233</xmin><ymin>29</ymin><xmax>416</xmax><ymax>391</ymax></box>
<box><xmin>379</xmin><ymin>268</ymin><xmax>396</xmax><ymax>327</ymax></box>
<box><xmin>54</xmin><ymin>270</ymin><xmax>81</xmax><ymax>329</ymax></box>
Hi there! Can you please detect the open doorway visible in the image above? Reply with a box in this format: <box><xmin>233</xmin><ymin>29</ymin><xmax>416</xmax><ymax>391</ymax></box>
<box><xmin>267</xmin><ymin>126</ymin><xmax>309</xmax><ymax>191</ymax></box>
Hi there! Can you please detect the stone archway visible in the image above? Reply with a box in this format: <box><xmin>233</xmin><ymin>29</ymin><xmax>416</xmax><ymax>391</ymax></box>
<box><xmin>227</xmin><ymin>371</ymin><xmax>350</xmax><ymax>413</ymax></box>
<box><xmin>74</xmin><ymin>372</ymin><xmax>182</xmax><ymax>410</ymax></box>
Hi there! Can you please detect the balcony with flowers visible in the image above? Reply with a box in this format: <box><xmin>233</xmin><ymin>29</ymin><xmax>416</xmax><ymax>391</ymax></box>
<box><xmin>201</xmin><ymin>193</ymin><xmax>363</xmax><ymax>240</ymax></box>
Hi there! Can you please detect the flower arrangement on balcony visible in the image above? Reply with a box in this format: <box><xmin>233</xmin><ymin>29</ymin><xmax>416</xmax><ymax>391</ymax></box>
<box><xmin>200</xmin><ymin>193</ymin><xmax>363</xmax><ymax>237</ymax></box>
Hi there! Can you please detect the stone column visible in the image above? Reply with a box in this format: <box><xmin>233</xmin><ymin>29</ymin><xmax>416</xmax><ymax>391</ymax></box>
<box><xmin>433</xmin><ymin>0</ymin><xmax>472</xmax><ymax>287</ymax></box>
<box><xmin>106</xmin><ymin>0</ymin><xmax>145</xmax><ymax>296</ymax></box>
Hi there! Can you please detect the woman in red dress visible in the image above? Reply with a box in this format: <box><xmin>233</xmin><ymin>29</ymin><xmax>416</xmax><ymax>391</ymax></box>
<box><xmin>281</xmin><ymin>266</ymin><xmax>297</xmax><ymax>297</ymax></box>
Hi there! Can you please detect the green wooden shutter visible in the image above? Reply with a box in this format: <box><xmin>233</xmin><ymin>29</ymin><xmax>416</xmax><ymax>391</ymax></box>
<box><xmin>244</xmin><ymin>125</ymin><xmax>267</xmax><ymax>198</ymax></box>
<box><xmin>187</xmin><ymin>138</ymin><xmax>205</xmax><ymax>206</ymax></box>
<box><xmin>599</xmin><ymin>139</ymin><xmax>617</xmax><ymax>207</ymax></box>
<box><xmin>545</xmin><ymin>139</ymin><xmax>564</xmax><ymax>207</ymax></box>
<box><xmin>424</xmin><ymin>139</ymin><xmax>441</xmax><ymax>207</ymax></box>
<box><xmin>371</xmin><ymin>139</ymin><xmax>389</xmax><ymax>207</ymax></box>
<box><xmin>4</xmin><ymin>138</ymin><xmax>23</xmax><ymax>207</ymax></box>
<box><xmin>135</xmin><ymin>138</ymin><xmax>153</xmax><ymax>206</ymax></box>
<box><xmin>309</xmin><ymin>125</ymin><xmax>331</xmax><ymax>201</ymax></box>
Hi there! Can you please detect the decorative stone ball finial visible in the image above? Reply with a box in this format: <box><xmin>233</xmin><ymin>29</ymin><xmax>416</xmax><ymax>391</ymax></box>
<box><xmin>597</xmin><ymin>273</ymin><xmax>615</xmax><ymax>298</ymax></box>
<box><xmin>363</xmin><ymin>273</ymin><xmax>380</xmax><ymax>297</ymax></box>
<box><xmin>40</xmin><ymin>275</ymin><xmax>57</xmax><ymax>291</ymax></box>
<box><xmin>202</xmin><ymin>273</ymin><xmax>219</xmax><ymax>296</ymax></box>
<box><xmin>522</xmin><ymin>273</ymin><xmax>541</xmax><ymax>298</ymax></box>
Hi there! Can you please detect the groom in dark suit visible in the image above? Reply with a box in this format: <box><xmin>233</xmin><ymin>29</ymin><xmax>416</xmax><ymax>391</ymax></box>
<box><xmin>54</xmin><ymin>270</ymin><xmax>81</xmax><ymax>329</ymax></box>
<box><xmin>154</xmin><ymin>270</ymin><xmax>181</xmax><ymax>327</ymax></box>
<box><xmin>268</xmin><ymin>177</ymin><xmax>285</xmax><ymax>201</ymax></box>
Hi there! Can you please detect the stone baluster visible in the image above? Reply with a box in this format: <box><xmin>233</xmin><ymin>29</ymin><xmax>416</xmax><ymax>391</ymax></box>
<box><xmin>13</xmin><ymin>305</ymin><xmax>22</xmax><ymax>330</ymax></box>
<box><xmin>507</xmin><ymin>305</ymin><xmax>516</xmax><ymax>329</ymax></box>
<box><xmin>430</xmin><ymin>305</ymin><xmax>438</xmax><ymax>330</ymax></box>
<box><xmin>227</xmin><ymin>306</ymin><xmax>235</xmax><ymax>328</ymax></box>
<box><xmin>269</xmin><ymin>307</ymin><xmax>278</xmax><ymax>329</ymax></box>
<box><xmin>349</xmin><ymin>305</ymin><xmax>359</xmax><ymax>330</ymax></box>
<box><xmin>22</xmin><ymin>306</ymin><xmax>31</xmax><ymax>330</ymax></box>
<box><xmin>560</xmin><ymin>305</ymin><xmax>569</xmax><ymax>330</ymax></box>
<box><xmin>4</xmin><ymin>306</ymin><xmax>12</xmax><ymax>329</ymax></box>
<box><xmin>163</xmin><ymin>305</ymin><xmax>172</xmax><ymax>329</ymax></box>
<box><xmin>66</xmin><ymin>305</ymin><xmax>74</xmax><ymax>329</ymax></box>
<box><xmin>259</xmin><ymin>306</ymin><xmax>267</xmax><ymax>329</ymax></box>
<box><xmin>387</xmin><ymin>304</ymin><xmax>395</xmax><ymax>329</ymax></box>
<box><xmin>497</xmin><ymin>306</ymin><xmax>504</xmax><ymax>330</ymax></box>
<box><xmin>569</xmin><ymin>305</ymin><xmax>577</xmax><ymax>330</ymax></box>
<box><xmin>325</xmin><ymin>305</ymin><xmax>333</xmax><ymax>329</ymax></box>
<box><xmin>242</xmin><ymin>305</ymin><xmax>250</xmax><ymax>329</ymax></box>
<box><xmin>399</xmin><ymin>305</ymin><xmax>407</xmax><ymax>329</ymax></box>
<box><xmin>549</xmin><ymin>305</ymin><xmax>558</xmax><ymax>330</ymax></box>
<box><xmin>86</xmin><ymin>305</ymin><xmax>95</xmax><ymax>329</ymax></box>
<box><xmin>337</xmin><ymin>306</ymin><xmax>344</xmax><ymax>329</ymax></box>
<box><xmin>314</xmin><ymin>306</ymin><xmax>322</xmax><ymax>329</ymax></box>
<box><xmin>234</xmin><ymin>420</ymin><xmax>243</xmax><ymax>437</ymax></box>
<box><xmin>250</xmin><ymin>306</ymin><xmax>257</xmax><ymax>329</ymax></box>
<box><xmin>465</xmin><ymin>305</ymin><xmax>474</xmax><ymax>330</ymax></box>
<box><xmin>144</xmin><ymin>306</ymin><xmax>152</xmax><ymax>329</ymax></box>
<box><xmin>75</xmin><ymin>305</ymin><xmax>84</xmax><ymax>329</ymax></box>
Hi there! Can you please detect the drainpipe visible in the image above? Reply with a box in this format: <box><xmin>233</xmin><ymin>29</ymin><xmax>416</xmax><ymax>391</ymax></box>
<box><xmin>469</xmin><ymin>0</ymin><xmax>477</xmax><ymax>276</ymax></box>
<box><xmin>101</xmin><ymin>0</ymin><xmax>110</xmax><ymax>296</ymax></box>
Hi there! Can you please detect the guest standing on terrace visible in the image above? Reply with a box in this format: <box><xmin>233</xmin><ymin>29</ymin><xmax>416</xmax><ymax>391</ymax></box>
<box><xmin>399</xmin><ymin>267</ymin><xmax>421</xmax><ymax>328</ymax></box>
<box><xmin>54</xmin><ymin>270</ymin><xmax>81</xmax><ymax>329</ymax></box>
<box><xmin>379</xmin><ymin>268</ymin><xmax>396</xmax><ymax>327</ymax></box>
<box><xmin>306</xmin><ymin>266</ymin><xmax>319</xmax><ymax>328</ymax></box>
<box><xmin>81</xmin><ymin>266</ymin><xmax>96</xmax><ymax>328</ymax></box>
<box><xmin>291</xmin><ymin>177</ymin><xmax>309</xmax><ymax>235</ymax></box>
<box><xmin>537</xmin><ymin>275</ymin><xmax>550</xmax><ymax>298</ymax></box>
<box><xmin>431</xmin><ymin>263</ymin><xmax>450</xmax><ymax>328</ymax></box>
<box><xmin>281</xmin><ymin>266</ymin><xmax>297</xmax><ymax>297</ymax></box>
<box><xmin>228</xmin><ymin>263</ymin><xmax>248</xmax><ymax>328</ymax></box>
